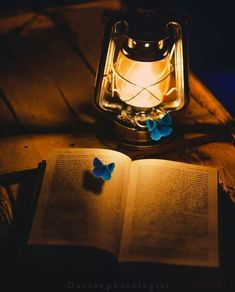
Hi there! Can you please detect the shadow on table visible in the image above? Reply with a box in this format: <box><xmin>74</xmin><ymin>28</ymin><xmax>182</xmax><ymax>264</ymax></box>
<box><xmin>0</xmin><ymin>167</ymin><xmax>40</xmax><ymax>248</ymax></box>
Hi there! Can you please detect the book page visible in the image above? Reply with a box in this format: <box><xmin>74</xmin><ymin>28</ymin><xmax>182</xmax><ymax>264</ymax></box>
<box><xmin>28</xmin><ymin>148</ymin><xmax>131</xmax><ymax>257</ymax></box>
<box><xmin>119</xmin><ymin>159</ymin><xmax>218</xmax><ymax>267</ymax></box>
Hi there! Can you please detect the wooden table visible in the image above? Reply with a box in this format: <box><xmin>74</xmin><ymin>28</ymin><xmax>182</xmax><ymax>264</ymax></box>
<box><xmin>0</xmin><ymin>1</ymin><xmax>234</xmax><ymax>290</ymax></box>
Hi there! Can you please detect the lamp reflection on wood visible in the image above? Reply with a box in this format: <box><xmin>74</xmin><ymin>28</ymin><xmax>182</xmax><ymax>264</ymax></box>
<box><xmin>94</xmin><ymin>0</ymin><xmax>189</xmax><ymax>147</ymax></box>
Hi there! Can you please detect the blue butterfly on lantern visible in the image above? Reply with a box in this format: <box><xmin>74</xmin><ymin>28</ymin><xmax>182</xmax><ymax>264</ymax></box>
<box><xmin>146</xmin><ymin>114</ymin><xmax>173</xmax><ymax>141</ymax></box>
<box><xmin>92</xmin><ymin>157</ymin><xmax>115</xmax><ymax>181</ymax></box>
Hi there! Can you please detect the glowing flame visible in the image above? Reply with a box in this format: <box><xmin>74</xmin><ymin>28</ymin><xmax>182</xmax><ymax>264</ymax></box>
<box><xmin>114</xmin><ymin>51</ymin><xmax>171</xmax><ymax>108</ymax></box>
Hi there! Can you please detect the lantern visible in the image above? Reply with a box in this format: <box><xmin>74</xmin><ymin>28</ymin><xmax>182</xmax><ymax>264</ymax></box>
<box><xmin>94</xmin><ymin>0</ymin><xmax>189</xmax><ymax>147</ymax></box>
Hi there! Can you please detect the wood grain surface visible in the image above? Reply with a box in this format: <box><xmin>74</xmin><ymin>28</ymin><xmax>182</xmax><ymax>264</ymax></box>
<box><xmin>0</xmin><ymin>0</ymin><xmax>234</xmax><ymax>205</ymax></box>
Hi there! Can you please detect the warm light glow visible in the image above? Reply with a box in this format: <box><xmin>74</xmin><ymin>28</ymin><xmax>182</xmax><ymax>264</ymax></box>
<box><xmin>114</xmin><ymin>51</ymin><xmax>171</xmax><ymax>108</ymax></box>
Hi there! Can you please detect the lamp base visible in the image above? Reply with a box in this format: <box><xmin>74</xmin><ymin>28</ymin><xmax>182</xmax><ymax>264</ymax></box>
<box><xmin>113</xmin><ymin>121</ymin><xmax>171</xmax><ymax>150</ymax></box>
<box><xmin>95</xmin><ymin>118</ymin><xmax>172</xmax><ymax>151</ymax></box>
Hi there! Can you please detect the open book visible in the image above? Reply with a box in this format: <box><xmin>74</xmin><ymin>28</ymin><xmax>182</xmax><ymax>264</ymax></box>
<box><xmin>28</xmin><ymin>148</ymin><xmax>219</xmax><ymax>267</ymax></box>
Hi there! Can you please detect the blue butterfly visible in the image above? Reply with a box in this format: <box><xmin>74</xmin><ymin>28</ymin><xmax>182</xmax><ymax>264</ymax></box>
<box><xmin>146</xmin><ymin>114</ymin><xmax>173</xmax><ymax>141</ymax></box>
<box><xmin>92</xmin><ymin>157</ymin><xmax>115</xmax><ymax>181</ymax></box>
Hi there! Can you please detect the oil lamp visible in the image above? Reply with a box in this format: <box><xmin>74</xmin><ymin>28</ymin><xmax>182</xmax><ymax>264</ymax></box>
<box><xmin>94</xmin><ymin>0</ymin><xmax>189</xmax><ymax>146</ymax></box>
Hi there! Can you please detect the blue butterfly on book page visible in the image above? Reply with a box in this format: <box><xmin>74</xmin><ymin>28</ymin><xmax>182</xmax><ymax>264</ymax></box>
<box><xmin>92</xmin><ymin>157</ymin><xmax>115</xmax><ymax>181</ymax></box>
<box><xmin>146</xmin><ymin>114</ymin><xmax>173</xmax><ymax>141</ymax></box>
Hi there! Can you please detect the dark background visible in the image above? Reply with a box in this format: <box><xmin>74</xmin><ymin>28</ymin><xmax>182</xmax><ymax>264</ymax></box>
<box><xmin>173</xmin><ymin>0</ymin><xmax>235</xmax><ymax>117</ymax></box>
<box><xmin>0</xmin><ymin>0</ymin><xmax>234</xmax><ymax>115</ymax></box>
